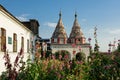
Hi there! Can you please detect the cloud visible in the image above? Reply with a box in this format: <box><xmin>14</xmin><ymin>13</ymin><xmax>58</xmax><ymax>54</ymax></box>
<box><xmin>16</xmin><ymin>14</ymin><xmax>30</xmax><ymax>21</ymax></box>
<box><xmin>44</xmin><ymin>22</ymin><xmax>57</xmax><ymax>28</ymax></box>
<box><xmin>109</xmin><ymin>29</ymin><xmax>120</xmax><ymax>34</ymax></box>
<box><xmin>81</xmin><ymin>19</ymin><xmax>87</xmax><ymax>22</ymax></box>
<box><xmin>84</xmin><ymin>28</ymin><xmax>94</xmax><ymax>34</ymax></box>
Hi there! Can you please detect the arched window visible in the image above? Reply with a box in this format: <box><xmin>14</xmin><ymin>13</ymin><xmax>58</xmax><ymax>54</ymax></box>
<box><xmin>27</xmin><ymin>39</ymin><xmax>29</xmax><ymax>53</ymax></box>
<box><xmin>54</xmin><ymin>38</ymin><xmax>57</xmax><ymax>43</ymax></box>
<box><xmin>13</xmin><ymin>33</ymin><xmax>17</xmax><ymax>52</ymax></box>
<box><xmin>60</xmin><ymin>38</ymin><xmax>64</xmax><ymax>44</ymax></box>
<box><xmin>21</xmin><ymin>37</ymin><xmax>24</xmax><ymax>49</ymax></box>
<box><xmin>0</xmin><ymin>28</ymin><xmax>6</xmax><ymax>52</ymax></box>
<box><xmin>71</xmin><ymin>39</ymin><xmax>75</xmax><ymax>43</ymax></box>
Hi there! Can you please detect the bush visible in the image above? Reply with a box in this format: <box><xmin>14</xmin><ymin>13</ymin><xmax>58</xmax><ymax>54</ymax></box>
<box><xmin>1</xmin><ymin>48</ymin><xmax>120</xmax><ymax>80</ymax></box>
<box><xmin>76</xmin><ymin>52</ymin><xmax>86</xmax><ymax>61</ymax></box>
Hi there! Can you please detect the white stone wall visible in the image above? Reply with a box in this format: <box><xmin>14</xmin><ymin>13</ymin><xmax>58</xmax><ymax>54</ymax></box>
<box><xmin>51</xmin><ymin>44</ymin><xmax>90</xmax><ymax>60</ymax></box>
<box><xmin>0</xmin><ymin>10</ymin><xmax>32</xmax><ymax>53</ymax></box>
<box><xmin>0</xmin><ymin>8</ymin><xmax>34</xmax><ymax>75</ymax></box>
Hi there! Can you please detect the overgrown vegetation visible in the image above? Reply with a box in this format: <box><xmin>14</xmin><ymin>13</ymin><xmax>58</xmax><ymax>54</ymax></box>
<box><xmin>0</xmin><ymin>42</ymin><xmax>120</xmax><ymax>80</ymax></box>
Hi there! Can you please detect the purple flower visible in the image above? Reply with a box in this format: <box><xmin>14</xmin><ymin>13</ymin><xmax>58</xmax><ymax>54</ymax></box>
<box><xmin>59</xmin><ymin>54</ymin><xmax>62</xmax><ymax>60</ymax></box>
<box><xmin>52</xmin><ymin>54</ymin><xmax>55</xmax><ymax>59</ymax></box>
<box><xmin>77</xmin><ymin>61</ymin><xmax>83</xmax><ymax>64</ymax></box>
<box><xmin>104</xmin><ymin>65</ymin><xmax>112</xmax><ymax>69</ymax></box>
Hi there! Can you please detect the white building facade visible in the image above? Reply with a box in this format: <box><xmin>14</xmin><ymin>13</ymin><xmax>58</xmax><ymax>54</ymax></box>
<box><xmin>51</xmin><ymin>12</ymin><xmax>90</xmax><ymax>60</ymax></box>
<box><xmin>0</xmin><ymin>5</ymin><xmax>39</xmax><ymax>74</ymax></box>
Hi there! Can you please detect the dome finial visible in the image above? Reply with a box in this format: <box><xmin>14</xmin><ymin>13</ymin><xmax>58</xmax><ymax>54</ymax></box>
<box><xmin>59</xmin><ymin>10</ymin><xmax>62</xmax><ymax>19</ymax></box>
<box><xmin>75</xmin><ymin>11</ymin><xmax>77</xmax><ymax>19</ymax></box>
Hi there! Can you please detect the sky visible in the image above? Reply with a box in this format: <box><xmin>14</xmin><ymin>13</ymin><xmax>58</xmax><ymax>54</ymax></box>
<box><xmin>0</xmin><ymin>0</ymin><xmax>120</xmax><ymax>52</ymax></box>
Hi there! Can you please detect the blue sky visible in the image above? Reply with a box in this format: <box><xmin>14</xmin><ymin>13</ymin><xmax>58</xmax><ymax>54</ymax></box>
<box><xmin>1</xmin><ymin>0</ymin><xmax>120</xmax><ymax>52</ymax></box>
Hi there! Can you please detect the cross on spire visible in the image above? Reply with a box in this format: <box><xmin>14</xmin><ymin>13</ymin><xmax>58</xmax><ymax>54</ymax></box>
<box><xmin>59</xmin><ymin>10</ymin><xmax>62</xmax><ymax>19</ymax></box>
<box><xmin>75</xmin><ymin>11</ymin><xmax>77</xmax><ymax>19</ymax></box>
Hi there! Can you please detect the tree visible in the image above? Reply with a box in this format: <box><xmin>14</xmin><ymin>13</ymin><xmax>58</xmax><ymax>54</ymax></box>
<box><xmin>76</xmin><ymin>52</ymin><xmax>86</xmax><ymax>61</ymax></box>
<box><xmin>117</xmin><ymin>43</ymin><xmax>120</xmax><ymax>52</ymax></box>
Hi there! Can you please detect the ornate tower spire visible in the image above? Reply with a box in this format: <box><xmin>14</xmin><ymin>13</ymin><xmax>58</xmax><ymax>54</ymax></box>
<box><xmin>51</xmin><ymin>11</ymin><xmax>68</xmax><ymax>44</ymax></box>
<box><xmin>57</xmin><ymin>11</ymin><xmax>63</xmax><ymax>26</ymax></box>
<box><xmin>68</xmin><ymin>12</ymin><xmax>86</xmax><ymax>44</ymax></box>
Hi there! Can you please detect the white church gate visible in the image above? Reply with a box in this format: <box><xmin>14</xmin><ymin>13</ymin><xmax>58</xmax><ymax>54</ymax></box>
<box><xmin>51</xmin><ymin>43</ymin><xmax>90</xmax><ymax>60</ymax></box>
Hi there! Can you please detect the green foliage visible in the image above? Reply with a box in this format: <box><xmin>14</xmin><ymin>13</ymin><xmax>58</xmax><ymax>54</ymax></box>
<box><xmin>94</xmin><ymin>43</ymin><xmax>99</xmax><ymax>53</ymax></box>
<box><xmin>117</xmin><ymin>43</ymin><xmax>120</xmax><ymax>52</ymax></box>
<box><xmin>55</xmin><ymin>50</ymin><xmax>70</xmax><ymax>60</ymax></box>
<box><xmin>1</xmin><ymin>50</ymin><xmax>120</xmax><ymax>80</ymax></box>
<box><xmin>76</xmin><ymin>52</ymin><xmax>86</xmax><ymax>61</ymax></box>
<box><xmin>88</xmin><ymin>52</ymin><xmax>120</xmax><ymax>80</ymax></box>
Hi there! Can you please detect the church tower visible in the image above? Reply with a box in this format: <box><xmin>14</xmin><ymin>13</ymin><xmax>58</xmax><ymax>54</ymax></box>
<box><xmin>51</xmin><ymin>11</ymin><xmax>67</xmax><ymax>44</ymax></box>
<box><xmin>68</xmin><ymin>13</ymin><xmax>86</xmax><ymax>44</ymax></box>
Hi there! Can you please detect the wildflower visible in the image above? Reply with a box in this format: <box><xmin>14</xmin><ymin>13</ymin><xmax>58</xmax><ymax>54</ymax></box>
<box><xmin>59</xmin><ymin>64</ymin><xmax>63</xmax><ymax>70</ymax></box>
<box><xmin>88</xmin><ymin>38</ymin><xmax>91</xmax><ymax>42</ymax></box>
<box><xmin>104</xmin><ymin>65</ymin><xmax>112</xmax><ymax>69</ymax></box>
<box><xmin>111</xmin><ymin>55</ymin><xmax>115</xmax><ymax>60</ymax></box>
<box><xmin>59</xmin><ymin>54</ymin><xmax>62</xmax><ymax>60</ymax></box>
<box><xmin>89</xmin><ymin>46</ymin><xmax>92</xmax><ymax>49</ymax></box>
<box><xmin>18</xmin><ymin>48</ymin><xmax>24</xmax><ymax>57</ymax></box>
<box><xmin>52</xmin><ymin>54</ymin><xmax>56</xmax><ymax>60</ymax></box>
<box><xmin>64</xmin><ymin>54</ymin><xmax>69</xmax><ymax>60</ymax></box>
<box><xmin>73</xmin><ymin>50</ymin><xmax>76</xmax><ymax>55</ymax></box>
<box><xmin>7</xmin><ymin>64</ymin><xmax>12</xmax><ymax>69</ymax></box>
<box><xmin>14</xmin><ymin>56</ymin><xmax>19</xmax><ymax>67</ymax></box>
<box><xmin>56</xmin><ymin>72</ymin><xmax>61</xmax><ymax>79</ymax></box>
<box><xmin>72</xmin><ymin>43</ymin><xmax>76</xmax><ymax>48</ymax></box>
<box><xmin>3</xmin><ymin>44</ymin><xmax>6</xmax><ymax>52</ymax></box>
<box><xmin>77</xmin><ymin>61</ymin><xmax>83</xmax><ymax>65</ymax></box>
<box><xmin>69</xmin><ymin>60</ymin><xmax>72</xmax><ymax>64</ymax></box>
<box><xmin>113</xmin><ymin>61</ymin><xmax>117</xmax><ymax>65</ymax></box>
<box><xmin>66</xmin><ymin>63</ymin><xmax>70</xmax><ymax>69</ymax></box>
<box><xmin>78</xmin><ymin>46</ymin><xmax>81</xmax><ymax>51</ymax></box>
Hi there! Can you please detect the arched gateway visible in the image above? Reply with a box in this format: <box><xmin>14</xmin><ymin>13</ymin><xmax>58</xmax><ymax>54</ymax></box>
<box><xmin>51</xmin><ymin>44</ymin><xmax>90</xmax><ymax>60</ymax></box>
<box><xmin>51</xmin><ymin>12</ymin><xmax>90</xmax><ymax>60</ymax></box>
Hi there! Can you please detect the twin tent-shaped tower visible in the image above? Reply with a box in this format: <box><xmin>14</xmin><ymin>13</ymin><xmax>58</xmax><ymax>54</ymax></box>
<box><xmin>51</xmin><ymin>12</ymin><xmax>85</xmax><ymax>44</ymax></box>
<box><xmin>51</xmin><ymin>12</ymin><xmax>90</xmax><ymax>60</ymax></box>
